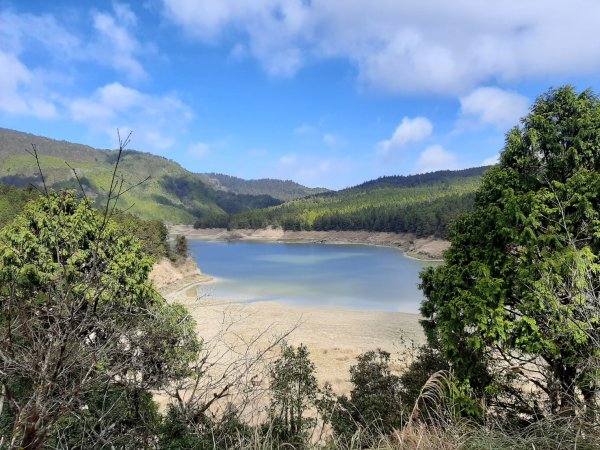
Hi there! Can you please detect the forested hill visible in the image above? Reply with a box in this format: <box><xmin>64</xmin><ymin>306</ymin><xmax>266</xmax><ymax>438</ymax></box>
<box><xmin>195</xmin><ymin>167</ymin><xmax>490</xmax><ymax>239</ymax></box>
<box><xmin>344</xmin><ymin>166</ymin><xmax>489</xmax><ymax>192</ymax></box>
<box><xmin>0</xmin><ymin>128</ymin><xmax>283</xmax><ymax>224</ymax></box>
<box><xmin>197</xmin><ymin>173</ymin><xmax>329</xmax><ymax>201</ymax></box>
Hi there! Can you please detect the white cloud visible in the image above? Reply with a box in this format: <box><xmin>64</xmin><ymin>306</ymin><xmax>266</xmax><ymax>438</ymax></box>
<box><xmin>163</xmin><ymin>0</ymin><xmax>309</xmax><ymax>77</ymax></box>
<box><xmin>482</xmin><ymin>154</ymin><xmax>500</xmax><ymax>166</ymax></box>
<box><xmin>67</xmin><ymin>82</ymin><xmax>194</xmax><ymax>152</ymax></box>
<box><xmin>113</xmin><ymin>2</ymin><xmax>138</xmax><ymax>27</ymax></box>
<box><xmin>323</xmin><ymin>133</ymin><xmax>345</xmax><ymax>148</ymax></box>
<box><xmin>143</xmin><ymin>131</ymin><xmax>175</xmax><ymax>151</ymax></box>
<box><xmin>92</xmin><ymin>7</ymin><xmax>147</xmax><ymax>80</ymax></box>
<box><xmin>294</xmin><ymin>123</ymin><xmax>315</xmax><ymax>135</ymax></box>
<box><xmin>0</xmin><ymin>50</ymin><xmax>58</xmax><ymax>119</ymax></box>
<box><xmin>0</xmin><ymin>5</ymin><xmax>152</xmax><ymax>123</ymax></box>
<box><xmin>416</xmin><ymin>145</ymin><xmax>457</xmax><ymax>172</ymax></box>
<box><xmin>162</xmin><ymin>0</ymin><xmax>600</xmax><ymax>94</ymax></box>
<box><xmin>0</xmin><ymin>11</ymin><xmax>81</xmax><ymax>58</ymax></box>
<box><xmin>460</xmin><ymin>87</ymin><xmax>530</xmax><ymax>127</ymax></box>
<box><xmin>275</xmin><ymin>152</ymin><xmax>353</xmax><ymax>187</ymax></box>
<box><xmin>188</xmin><ymin>142</ymin><xmax>211</xmax><ymax>159</ymax></box>
<box><xmin>377</xmin><ymin>117</ymin><xmax>432</xmax><ymax>157</ymax></box>
<box><xmin>279</xmin><ymin>154</ymin><xmax>298</xmax><ymax>166</ymax></box>
<box><xmin>1</xmin><ymin>4</ymin><xmax>147</xmax><ymax>82</ymax></box>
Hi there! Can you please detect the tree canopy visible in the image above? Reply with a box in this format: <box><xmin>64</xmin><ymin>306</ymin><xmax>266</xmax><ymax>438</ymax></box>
<box><xmin>419</xmin><ymin>86</ymin><xmax>600</xmax><ymax>419</ymax></box>
<box><xmin>0</xmin><ymin>191</ymin><xmax>199</xmax><ymax>449</ymax></box>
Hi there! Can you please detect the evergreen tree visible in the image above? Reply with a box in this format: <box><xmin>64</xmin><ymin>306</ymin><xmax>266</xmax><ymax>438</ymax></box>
<box><xmin>420</xmin><ymin>86</ymin><xmax>600</xmax><ymax>419</ymax></box>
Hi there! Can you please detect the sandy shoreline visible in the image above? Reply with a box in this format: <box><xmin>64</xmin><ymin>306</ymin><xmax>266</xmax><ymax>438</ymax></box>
<box><xmin>169</xmin><ymin>225</ymin><xmax>449</xmax><ymax>260</ymax></box>
<box><xmin>161</xmin><ymin>276</ymin><xmax>425</xmax><ymax>394</ymax></box>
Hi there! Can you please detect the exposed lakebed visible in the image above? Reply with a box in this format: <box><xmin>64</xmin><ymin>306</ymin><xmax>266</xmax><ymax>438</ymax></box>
<box><xmin>189</xmin><ymin>240</ymin><xmax>440</xmax><ymax>313</ymax></box>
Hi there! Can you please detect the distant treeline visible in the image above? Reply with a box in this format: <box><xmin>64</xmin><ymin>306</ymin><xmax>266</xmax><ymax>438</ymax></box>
<box><xmin>195</xmin><ymin>168</ymin><xmax>489</xmax><ymax>239</ymax></box>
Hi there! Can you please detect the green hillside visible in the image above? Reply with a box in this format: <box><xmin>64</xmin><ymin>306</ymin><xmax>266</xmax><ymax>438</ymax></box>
<box><xmin>0</xmin><ymin>128</ymin><xmax>282</xmax><ymax>224</ymax></box>
<box><xmin>0</xmin><ymin>128</ymin><xmax>489</xmax><ymax>234</ymax></box>
<box><xmin>196</xmin><ymin>167</ymin><xmax>489</xmax><ymax>238</ymax></box>
<box><xmin>197</xmin><ymin>173</ymin><xmax>329</xmax><ymax>201</ymax></box>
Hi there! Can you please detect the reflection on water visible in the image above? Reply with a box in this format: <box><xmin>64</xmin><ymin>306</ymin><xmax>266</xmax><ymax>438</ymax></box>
<box><xmin>188</xmin><ymin>240</ymin><xmax>440</xmax><ymax>313</ymax></box>
<box><xmin>254</xmin><ymin>251</ymin><xmax>369</xmax><ymax>265</ymax></box>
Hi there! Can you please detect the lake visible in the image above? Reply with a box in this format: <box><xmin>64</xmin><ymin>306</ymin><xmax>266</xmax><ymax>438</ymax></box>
<box><xmin>188</xmin><ymin>240</ymin><xmax>439</xmax><ymax>313</ymax></box>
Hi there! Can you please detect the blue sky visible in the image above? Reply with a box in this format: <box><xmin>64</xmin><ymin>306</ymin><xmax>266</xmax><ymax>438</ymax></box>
<box><xmin>1</xmin><ymin>1</ymin><xmax>600</xmax><ymax>189</ymax></box>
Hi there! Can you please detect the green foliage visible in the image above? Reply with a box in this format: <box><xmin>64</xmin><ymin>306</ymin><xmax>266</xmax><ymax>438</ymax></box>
<box><xmin>419</xmin><ymin>86</ymin><xmax>600</xmax><ymax>419</ymax></box>
<box><xmin>197</xmin><ymin>168</ymin><xmax>485</xmax><ymax>238</ymax></box>
<box><xmin>269</xmin><ymin>343</ymin><xmax>319</xmax><ymax>446</ymax></box>
<box><xmin>331</xmin><ymin>350</ymin><xmax>404</xmax><ymax>445</ymax></box>
<box><xmin>0</xmin><ymin>185</ymin><xmax>171</xmax><ymax>260</ymax></box>
<box><xmin>161</xmin><ymin>173</ymin><xmax>281</xmax><ymax>217</ymax></box>
<box><xmin>0</xmin><ymin>184</ymin><xmax>39</xmax><ymax>229</ymax></box>
<box><xmin>159</xmin><ymin>404</ymin><xmax>253</xmax><ymax>450</ymax></box>
<box><xmin>51</xmin><ymin>385</ymin><xmax>161</xmax><ymax>449</ymax></box>
<box><xmin>347</xmin><ymin>166</ymin><xmax>489</xmax><ymax>191</ymax></box>
<box><xmin>399</xmin><ymin>344</ymin><xmax>450</xmax><ymax>410</ymax></box>
<box><xmin>174</xmin><ymin>234</ymin><xmax>189</xmax><ymax>258</ymax></box>
<box><xmin>0</xmin><ymin>191</ymin><xmax>199</xmax><ymax>448</ymax></box>
<box><xmin>112</xmin><ymin>211</ymin><xmax>169</xmax><ymax>259</ymax></box>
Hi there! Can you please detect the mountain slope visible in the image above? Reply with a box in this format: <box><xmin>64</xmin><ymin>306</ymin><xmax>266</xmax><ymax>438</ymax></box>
<box><xmin>343</xmin><ymin>166</ymin><xmax>488</xmax><ymax>191</ymax></box>
<box><xmin>0</xmin><ymin>128</ymin><xmax>281</xmax><ymax>224</ymax></box>
<box><xmin>197</xmin><ymin>173</ymin><xmax>329</xmax><ymax>201</ymax></box>
<box><xmin>196</xmin><ymin>167</ymin><xmax>490</xmax><ymax>238</ymax></box>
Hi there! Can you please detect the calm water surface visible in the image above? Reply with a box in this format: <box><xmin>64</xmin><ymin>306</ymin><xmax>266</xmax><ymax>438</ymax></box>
<box><xmin>189</xmin><ymin>240</ymin><xmax>439</xmax><ymax>313</ymax></box>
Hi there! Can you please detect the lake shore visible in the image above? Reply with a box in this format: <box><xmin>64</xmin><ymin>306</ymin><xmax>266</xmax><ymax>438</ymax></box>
<box><xmin>167</xmin><ymin>280</ymin><xmax>425</xmax><ymax>394</ymax></box>
<box><xmin>169</xmin><ymin>225</ymin><xmax>449</xmax><ymax>260</ymax></box>
<box><xmin>153</xmin><ymin>232</ymin><xmax>429</xmax><ymax>394</ymax></box>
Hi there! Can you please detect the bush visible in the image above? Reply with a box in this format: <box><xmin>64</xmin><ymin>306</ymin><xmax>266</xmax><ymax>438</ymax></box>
<box><xmin>174</xmin><ymin>234</ymin><xmax>189</xmax><ymax>258</ymax></box>
<box><xmin>331</xmin><ymin>350</ymin><xmax>404</xmax><ymax>445</ymax></box>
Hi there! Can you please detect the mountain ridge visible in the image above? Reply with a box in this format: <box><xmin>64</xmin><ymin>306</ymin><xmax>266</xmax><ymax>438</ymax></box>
<box><xmin>196</xmin><ymin>172</ymin><xmax>329</xmax><ymax>201</ymax></box>
<box><xmin>0</xmin><ymin>128</ymin><xmax>285</xmax><ymax>223</ymax></box>
<box><xmin>1</xmin><ymin>128</ymin><xmax>489</xmax><ymax>234</ymax></box>
<box><xmin>195</xmin><ymin>167</ymin><xmax>489</xmax><ymax>238</ymax></box>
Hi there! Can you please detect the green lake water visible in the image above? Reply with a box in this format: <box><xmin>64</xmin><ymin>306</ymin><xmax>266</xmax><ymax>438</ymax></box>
<box><xmin>189</xmin><ymin>240</ymin><xmax>440</xmax><ymax>313</ymax></box>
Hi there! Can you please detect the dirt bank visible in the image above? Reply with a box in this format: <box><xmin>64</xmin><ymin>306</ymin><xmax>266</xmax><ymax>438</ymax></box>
<box><xmin>169</xmin><ymin>226</ymin><xmax>449</xmax><ymax>260</ymax></box>
<box><xmin>150</xmin><ymin>256</ymin><xmax>212</xmax><ymax>294</ymax></box>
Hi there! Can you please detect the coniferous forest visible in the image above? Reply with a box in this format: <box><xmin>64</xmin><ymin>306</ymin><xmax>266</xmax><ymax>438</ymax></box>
<box><xmin>195</xmin><ymin>168</ymin><xmax>487</xmax><ymax>239</ymax></box>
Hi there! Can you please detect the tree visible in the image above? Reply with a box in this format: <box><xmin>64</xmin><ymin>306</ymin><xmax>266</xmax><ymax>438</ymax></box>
<box><xmin>420</xmin><ymin>86</ymin><xmax>600</xmax><ymax>420</ymax></box>
<box><xmin>0</xmin><ymin>191</ymin><xmax>199</xmax><ymax>449</ymax></box>
<box><xmin>268</xmin><ymin>343</ymin><xmax>318</xmax><ymax>445</ymax></box>
<box><xmin>112</xmin><ymin>212</ymin><xmax>169</xmax><ymax>259</ymax></box>
<box><xmin>331</xmin><ymin>350</ymin><xmax>403</xmax><ymax>443</ymax></box>
<box><xmin>174</xmin><ymin>234</ymin><xmax>189</xmax><ymax>259</ymax></box>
